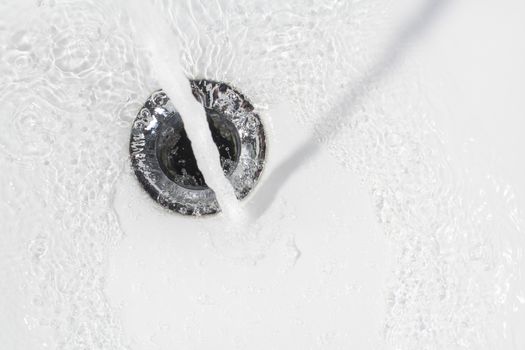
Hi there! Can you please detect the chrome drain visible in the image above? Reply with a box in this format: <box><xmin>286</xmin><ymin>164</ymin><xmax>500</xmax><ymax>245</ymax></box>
<box><xmin>130</xmin><ymin>80</ymin><xmax>266</xmax><ymax>216</ymax></box>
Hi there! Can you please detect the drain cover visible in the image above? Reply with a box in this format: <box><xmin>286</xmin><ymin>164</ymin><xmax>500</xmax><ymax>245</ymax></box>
<box><xmin>130</xmin><ymin>80</ymin><xmax>266</xmax><ymax>216</ymax></box>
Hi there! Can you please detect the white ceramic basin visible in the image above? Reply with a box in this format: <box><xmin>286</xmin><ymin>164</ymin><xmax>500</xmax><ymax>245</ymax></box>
<box><xmin>1</xmin><ymin>0</ymin><xmax>524</xmax><ymax>349</ymax></box>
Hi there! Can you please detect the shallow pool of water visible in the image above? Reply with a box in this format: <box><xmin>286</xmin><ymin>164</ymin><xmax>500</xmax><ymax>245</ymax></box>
<box><xmin>1</xmin><ymin>0</ymin><xmax>525</xmax><ymax>349</ymax></box>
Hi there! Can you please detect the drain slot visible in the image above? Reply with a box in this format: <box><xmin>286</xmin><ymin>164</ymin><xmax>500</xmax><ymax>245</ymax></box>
<box><xmin>155</xmin><ymin>107</ymin><xmax>241</xmax><ymax>190</ymax></box>
<box><xmin>130</xmin><ymin>80</ymin><xmax>266</xmax><ymax>216</ymax></box>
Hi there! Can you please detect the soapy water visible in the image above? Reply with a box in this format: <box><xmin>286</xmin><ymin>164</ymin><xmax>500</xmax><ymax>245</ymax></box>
<box><xmin>0</xmin><ymin>0</ymin><xmax>524</xmax><ymax>349</ymax></box>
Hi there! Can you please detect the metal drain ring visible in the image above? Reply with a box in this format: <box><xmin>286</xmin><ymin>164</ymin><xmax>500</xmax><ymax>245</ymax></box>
<box><xmin>130</xmin><ymin>80</ymin><xmax>266</xmax><ymax>216</ymax></box>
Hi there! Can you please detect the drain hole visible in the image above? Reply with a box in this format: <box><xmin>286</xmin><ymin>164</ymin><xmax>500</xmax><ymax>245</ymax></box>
<box><xmin>155</xmin><ymin>111</ymin><xmax>241</xmax><ymax>191</ymax></box>
<box><xmin>130</xmin><ymin>80</ymin><xmax>266</xmax><ymax>216</ymax></box>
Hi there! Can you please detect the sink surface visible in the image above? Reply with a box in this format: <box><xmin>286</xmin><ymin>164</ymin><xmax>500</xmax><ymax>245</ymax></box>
<box><xmin>1</xmin><ymin>0</ymin><xmax>525</xmax><ymax>349</ymax></box>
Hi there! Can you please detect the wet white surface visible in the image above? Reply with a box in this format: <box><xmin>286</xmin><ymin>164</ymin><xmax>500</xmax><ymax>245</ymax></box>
<box><xmin>1</xmin><ymin>0</ymin><xmax>525</xmax><ymax>349</ymax></box>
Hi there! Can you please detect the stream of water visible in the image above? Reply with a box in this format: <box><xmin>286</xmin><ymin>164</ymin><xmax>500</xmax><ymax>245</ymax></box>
<box><xmin>122</xmin><ymin>0</ymin><xmax>241</xmax><ymax>219</ymax></box>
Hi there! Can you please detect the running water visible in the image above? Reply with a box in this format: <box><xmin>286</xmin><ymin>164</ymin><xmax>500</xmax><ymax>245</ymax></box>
<box><xmin>122</xmin><ymin>0</ymin><xmax>240</xmax><ymax>218</ymax></box>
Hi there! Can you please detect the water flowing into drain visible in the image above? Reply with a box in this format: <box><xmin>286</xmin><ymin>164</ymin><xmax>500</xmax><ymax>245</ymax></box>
<box><xmin>123</xmin><ymin>0</ymin><xmax>240</xmax><ymax>217</ymax></box>
<box><xmin>130</xmin><ymin>84</ymin><xmax>266</xmax><ymax>216</ymax></box>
